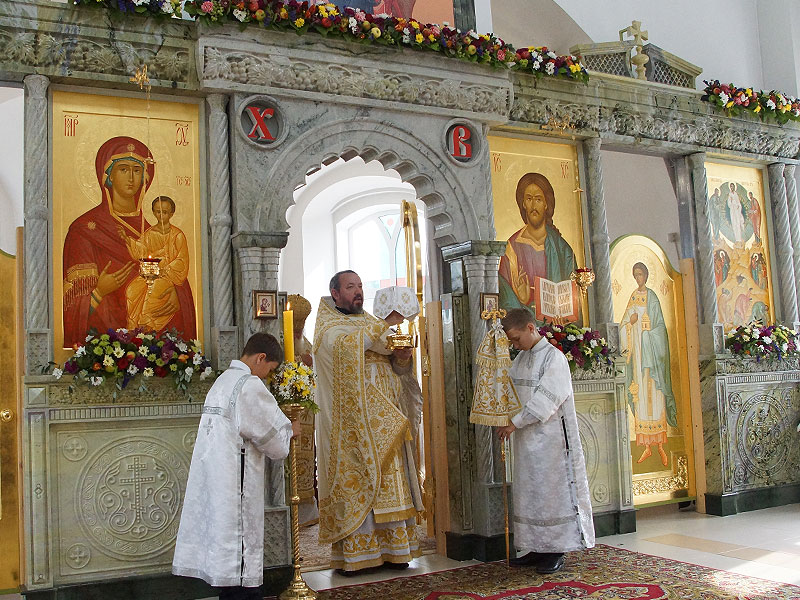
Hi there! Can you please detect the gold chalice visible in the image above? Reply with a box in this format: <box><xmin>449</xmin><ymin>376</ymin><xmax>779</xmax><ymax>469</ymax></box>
<box><xmin>386</xmin><ymin>320</ymin><xmax>417</xmax><ymax>350</ymax></box>
<box><xmin>571</xmin><ymin>267</ymin><xmax>595</xmax><ymax>297</ymax></box>
<box><xmin>139</xmin><ymin>256</ymin><xmax>161</xmax><ymax>295</ymax></box>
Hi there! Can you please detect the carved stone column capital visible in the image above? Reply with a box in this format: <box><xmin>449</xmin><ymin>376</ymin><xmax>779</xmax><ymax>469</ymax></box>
<box><xmin>206</xmin><ymin>93</ymin><xmax>229</xmax><ymax>115</ymax></box>
<box><xmin>24</xmin><ymin>74</ymin><xmax>49</xmax><ymax>99</ymax></box>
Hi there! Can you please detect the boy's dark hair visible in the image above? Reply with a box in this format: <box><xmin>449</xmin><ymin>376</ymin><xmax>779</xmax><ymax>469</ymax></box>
<box><xmin>501</xmin><ymin>308</ymin><xmax>535</xmax><ymax>332</ymax></box>
<box><xmin>329</xmin><ymin>269</ymin><xmax>357</xmax><ymax>292</ymax></box>
<box><xmin>152</xmin><ymin>195</ymin><xmax>176</xmax><ymax>212</ymax></box>
<box><xmin>241</xmin><ymin>333</ymin><xmax>283</xmax><ymax>363</ymax></box>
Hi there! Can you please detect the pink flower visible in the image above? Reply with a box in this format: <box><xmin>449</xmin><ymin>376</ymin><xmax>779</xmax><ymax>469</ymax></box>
<box><xmin>497</xmin><ymin>49</ymin><xmax>506</xmax><ymax>61</ymax></box>
<box><xmin>201</xmin><ymin>0</ymin><xmax>214</xmax><ymax>12</ymax></box>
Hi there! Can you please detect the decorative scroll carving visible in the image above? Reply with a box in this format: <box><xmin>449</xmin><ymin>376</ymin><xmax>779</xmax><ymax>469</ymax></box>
<box><xmin>263</xmin><ymin>508</ymin><xmax>290</xmax><ymax>566</ymax></box>
<box><xmin>76</xmin><ymin>436</ymin><xmax>188</xmax><ymax>561</ymax></box>
<box><xmin>46</xmin><ymin>380</ymin><xmax>213</xmax><ymax>406</ymax></box>
<box><xmin>200</xmin><ymin>44</ymin><xmax>511</xmax><ymax>117</ymax></box>
<box><xmin>0</xmin><ymin>27</ymin><xmax>191</xmax><ymax>84</ymax></box>
<box><xmin>733</xmin><ymin>394</ymin><xmax>790</xmax><ymax>480</ymax></box>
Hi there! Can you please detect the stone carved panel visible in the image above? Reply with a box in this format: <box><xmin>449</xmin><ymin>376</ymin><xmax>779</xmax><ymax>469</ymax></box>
<box><xmin>200</xmin><ymin>41</ymin><xmax>511</xmax><ymax>119</ymax></box>
<box><xmin>54</xmin><ymin>424</ymin><xmax>195</xmax><ymax>579</ymax></box>
<box><xmin>263</xmin><ymin>507</ymin><xmax>290</xmax><ymax>566</ymax></box>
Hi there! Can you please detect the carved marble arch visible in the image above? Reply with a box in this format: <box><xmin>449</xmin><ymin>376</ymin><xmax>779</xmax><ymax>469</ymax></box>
<box><xmin>253</xmin><ymin>118</ymin><xmax>486</xmax><ymax>247</ymax></box>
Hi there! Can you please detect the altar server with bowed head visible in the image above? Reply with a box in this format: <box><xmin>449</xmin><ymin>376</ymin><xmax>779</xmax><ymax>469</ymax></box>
<box><xmin>173</xmin><ymin>333</ymin><xmax>301</xmax><ymax>600</ymax></box>
<box><xmin>497</xmin><ymin>308</ymin><xmax>595</xmax><ymax>574</ymax></box>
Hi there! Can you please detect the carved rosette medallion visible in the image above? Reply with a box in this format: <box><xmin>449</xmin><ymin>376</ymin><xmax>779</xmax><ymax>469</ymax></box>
<box><xmin>734</xmin><ymin>394</ymin><xmax>788</xmax><ymax>479</ymax></box>
<box><xmin>65</xmin><ymin>543</ymin><xmax>91</xmax><ymax>569</ymax></box>
<box><xmin>76</xmin><ymin>436</ymin><xmax>189</xmax><ymax>561</ymax></box>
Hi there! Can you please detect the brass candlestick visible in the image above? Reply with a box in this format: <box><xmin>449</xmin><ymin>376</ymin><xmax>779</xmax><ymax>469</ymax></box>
<box><xmin>138</xmin><ymin>257</ymin><xmax>161</xmax><ymax>295</ymax></box>
<box><xmin>280</xmin><ymin>403</ymin><xmax>317</xmax><ymax>600</ymax></box>
<box><xmin>570</xmin><ymin>267</ymin><xmax>595</xmax><ymax>297</ymax></box>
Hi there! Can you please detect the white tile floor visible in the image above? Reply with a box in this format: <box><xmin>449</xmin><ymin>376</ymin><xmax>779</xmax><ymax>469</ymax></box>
<box><xmin>3</xmin><ymin>503</ymin><xmax>799</xmax><ymax>598</ymax></box>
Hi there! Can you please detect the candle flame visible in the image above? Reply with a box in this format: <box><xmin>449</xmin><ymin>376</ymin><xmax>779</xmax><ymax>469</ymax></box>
<box><xmin>287</xmin><ymin>302</ymin><xmax>292</xmax><ymax>311</ymax></box>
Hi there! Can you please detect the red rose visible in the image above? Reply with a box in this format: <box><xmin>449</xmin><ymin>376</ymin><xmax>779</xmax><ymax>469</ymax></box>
<box><xmin>155</xmin><ymin>366</ymin><xmax>168</xmax><ymax>378</ymax></box>
<box><xmin>92</xmin><ymin>362</ymin><xmax>101</xmax><ymax>371</ymax></box>
<box><xmin>118</xmin><ymin>358</ymin><xmax>130</xmax><ymax>370</ymax></box>
<box><xmin>322</xmin><ymin>17</ymin><xmax>331</xmax><ymax>27</ymax></box>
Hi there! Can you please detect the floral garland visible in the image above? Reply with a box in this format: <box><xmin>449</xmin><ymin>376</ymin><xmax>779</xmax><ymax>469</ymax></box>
<box><xmin>702</xmin><ymin>80</ymin><xmax>800</xmax><ymax>124</ymax></box>
<box><xmin>71</xmin><ymin>0</ymin><xmax>589</xmax><ymax>82</ymax></box>
<box><xmin>724</xmin><ymin>322</ymin><xmax>799</xmax><ymax>360</ymax></box>
<box><xmin>539</xmin><ymin>322</ymin><xmax>612</xmax><ymax>373</ymax></box>
<box><xmin>51</xmin><ymin>328</ymin><xmax>215</xmax><ymax>392</ymax></box>
<box><xmin>268</xmin><ymin>360</ymin><xmax>318</xmax><ymax>412</ymax></box>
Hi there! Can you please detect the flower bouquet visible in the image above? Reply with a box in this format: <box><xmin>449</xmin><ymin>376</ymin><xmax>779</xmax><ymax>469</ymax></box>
<box><xmin>539</xmin><ymin>322</ymin><xmax>612</xmax><ymax>374</ymax></box>
<box><xmin>73</xmin><ymin>0</ymin><xmax>183</xmax><ymax>19</ymax></box>
<box><xmin>702</xmin><ymin>80</ymin><xmax>800</xmax><ymax>124</ymax></box>
<box><xmin>724</xmin><ymin>322</ymin><xmax>799</xmax><ymax>360</ymax></box>
<box><xmin>268</xmin><ymin>360</ymin><xmax>318</xmax><ymax>414</ymax></box>
<box><xmin>512</xmin><ymin>46</ymin><xmax>589</xmax><ymax>83</ymax></box>
<box><xmin>51</xmin><ymin>328</ymin><xmax>215</xmax><ymax>393</ymax></box>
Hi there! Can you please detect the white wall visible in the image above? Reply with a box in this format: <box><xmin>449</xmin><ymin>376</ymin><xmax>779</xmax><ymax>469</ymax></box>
<box><xmin>0</xmin><ymin>87</ymin><xmax>24</xmax><ymax>256</ymax></box>
<box><xmin>602</xmin><ymin>151</ymin><xmax>682</xmax><ymax>270</ymax></box>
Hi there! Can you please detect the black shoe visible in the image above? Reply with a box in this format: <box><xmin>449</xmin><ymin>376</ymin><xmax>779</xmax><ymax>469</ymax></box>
<box><xmin>335</xmin><ymin>568</ymin><xmax>358</xmax><ymax>577</ymax></box>
<box><xmin>508</xmin><ymin>551</ymin><xmax>545</xmax><ymax>567</ymax></box>
<box><xmin>383</xmin><ymin>562</ymin><xmax>409</xmax><ymax>570</ymax></box>
<box><xmin>536</xmin><ymin>553</ymin><xmax>565</xmax><ymax>574</ymax></box>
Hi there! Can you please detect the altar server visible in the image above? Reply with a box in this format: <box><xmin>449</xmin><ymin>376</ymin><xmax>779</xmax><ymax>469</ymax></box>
<box><xmin>173</xmin><ymin>333</ymin><xmax>300</xmax><ymax>600</ymax></box>
<box><xmin>497</xmin><ymin>308</ymin><xmax>595</xmax><ymax>574</ymax></box>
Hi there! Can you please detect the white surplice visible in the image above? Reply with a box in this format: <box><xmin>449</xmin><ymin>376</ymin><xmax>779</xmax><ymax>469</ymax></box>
<box><xmin>509</xmin><ymin>338</ymin><xmax>595</xmax><ymax>553</ymax></box>
<box><xmin>172</xmin><ymin>360</ymin><xmax>293</xmax><ymax>587</ymax></box>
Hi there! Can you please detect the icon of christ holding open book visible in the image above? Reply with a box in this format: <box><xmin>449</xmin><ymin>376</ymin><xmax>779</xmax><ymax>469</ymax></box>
<box><xmin>499</xmin><ymin>172</ymin><xmax>579</xmax><ymax>325</ymax></box>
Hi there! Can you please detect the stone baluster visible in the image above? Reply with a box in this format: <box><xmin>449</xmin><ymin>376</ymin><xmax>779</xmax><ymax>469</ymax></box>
<box><xmin>689</xmin><ymin>153</ymin><xmax>719</xmax><ymax>325</ymax></box>
<box><xmin>584</xmin><ymin>138</ymin><xmax>618</xmax><ymax>348</ymax></box>
<box><xmin>783</xmin><ymin>164</ymin><xmax>800</xmax><ymax>316</ymax></box>
<box><xmin>24</xmin><ymin>75</ymin><xmax>51</xmax><ymax>374</ymax></box>
<box><xmin>768</xmin><ymin>163</ymin><xmax>798</xmax><ymax>323</ymax></box>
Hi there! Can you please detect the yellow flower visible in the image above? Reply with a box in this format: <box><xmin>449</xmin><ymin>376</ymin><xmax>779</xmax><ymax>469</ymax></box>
<box><xmin>170</xmin><ymin>364</ymin><xmax>178</xmax><ymax>372</ymax></box>
<box><xmin>467</xmin><ymin>44</ymin><xmax>477</xmax><ymax>55</ymax></box>
<box><xmin>569</xmin><ymin>63</ymin><xmax>580</xmax><ymax>73</ymax></box>
<box><xmin>372</xmin><ymin>27</ymin><xmax>382</xmax><ymax>38</ymax></box>
<box><xmin>318</xmin><ymin>6</ymin><xmax>327</xmax><ymax>17</ymax></box>
<box><xmin>428</xmin><ymin>33</ymin><xmax>435</xmax><ymax>42</ymax></box>
<box><xmin>415</xmin><ymin>32</ymin><xmax>423</xmax><ymax>43</ymax></box>
<box><xmin>410</xmin><ymin>20</ymin><xmax>419</xmax><ymax>29</ymax></box>
<box><xmin>754</xmin><ymin>104</ymin><xmax>762</xmax><ymax>113</ymax></box>
<box><xmin>294</xmin><ymin>17</ymin><xmax>304</xmax><ymax>27</ymax></box>
<box><xmin>726</xmin><ymin>101</ymin><xmax>734</xmax><ymax>108</ymax></box>
<box><xmin>279</xmin><ymin>7</ymin><xmax>287</xmax><ymax>18</ymax></box>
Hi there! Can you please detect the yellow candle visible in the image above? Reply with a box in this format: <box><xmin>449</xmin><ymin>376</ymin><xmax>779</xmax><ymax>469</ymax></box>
<box><xmin>283</xmin><ymin>305</ymin><xmax>294</xmax><ymax>362</ymax></box>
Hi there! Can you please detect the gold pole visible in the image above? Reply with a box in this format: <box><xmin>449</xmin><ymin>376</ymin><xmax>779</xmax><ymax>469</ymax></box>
<box><xmin>280</xmin><ymin>404</ymin><xmax>317</xmax><ymax>600</ymax></box>
<box><xmin>500</xmin><ymin>439</ymin><xmax>510</xmax><ymax>568</ymax></box>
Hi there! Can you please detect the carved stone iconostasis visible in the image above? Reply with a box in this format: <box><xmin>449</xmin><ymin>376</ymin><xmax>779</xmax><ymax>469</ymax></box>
<box><xmin>610</xmin><ymin>235</ymin><xmax>696</xmax><ymax>506</ymax></box>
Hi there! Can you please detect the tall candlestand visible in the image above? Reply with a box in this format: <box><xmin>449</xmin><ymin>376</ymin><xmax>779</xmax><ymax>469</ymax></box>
<box><xmin>280</xmin><ymin>403</ymin><xmax>317</xmax><ymax>600</ymax></box>
<box><xmin>500</xmin><ymin>439</ymin><xmax>510</xmax><ymax>568</ymax></box>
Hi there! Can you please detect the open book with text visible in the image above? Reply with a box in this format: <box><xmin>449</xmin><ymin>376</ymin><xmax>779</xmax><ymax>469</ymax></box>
<box><xmin>533</xmin><ymin>276</ymin><xmax>579</xmax><ymax>322</ymax></box>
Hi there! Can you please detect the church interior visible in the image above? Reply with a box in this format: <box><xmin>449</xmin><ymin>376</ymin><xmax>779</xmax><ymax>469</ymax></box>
<box><xmin>1</xmin><ymin>0</ymin><xmax>799</xmax><ymax>598</ymax></box>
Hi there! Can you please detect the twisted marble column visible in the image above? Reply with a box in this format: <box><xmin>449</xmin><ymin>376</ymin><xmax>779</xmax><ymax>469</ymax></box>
<box><xmin>689</xmin><ymin>153</ymin><xmax>719</xmax><ymax>324</ymax></box>
<box><xmin>584</xmin><ymin>138</ymin><xmax>614</xmax><ymax>326</ymax></box>
<box><xmin>768</xmin><ymin>163</ymin><xmax>798</xmax><ymax>323</ymax></box>
<box><xmin>24</xmin><ymin>75</ymin><xmax>51</xmax><ymax>373</ymax></box>
<box><xmin>783</xmin><ymin>164</ymin><xmax>800</xmax><ymax>314</ymax></box>
<box><xmin>207</xmin><ymin>94</ymin><xmax>234</xmax><ymax>328</ymax></box>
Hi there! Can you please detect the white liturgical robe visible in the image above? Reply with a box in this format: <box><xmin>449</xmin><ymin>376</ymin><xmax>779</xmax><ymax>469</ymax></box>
<box><xmin>509</xmin><ymin>338</ymin><xmax>595</xmax><ymax>553</ymax></box>
<box><xmin>172</xmin><ymin>360</ymin><xmax>293</xmax><ymax>587</ymax></box>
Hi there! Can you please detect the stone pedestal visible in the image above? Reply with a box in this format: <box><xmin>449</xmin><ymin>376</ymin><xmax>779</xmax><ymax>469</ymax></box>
<box><xmin>700</xmin><ymin>357</ymin><xmax>800</xmax><ymax>516</ymax></box>
<box><xmin>20</xmin><ymin>377</ymin><xmax>291</xmax><ymax>599</ymax></box>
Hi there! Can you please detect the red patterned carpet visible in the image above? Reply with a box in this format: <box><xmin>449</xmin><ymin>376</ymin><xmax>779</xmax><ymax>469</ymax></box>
<box><xmin>316</xmin><ymin>545</ymin><xmax>800</xmax><ymax>599</ymax></box>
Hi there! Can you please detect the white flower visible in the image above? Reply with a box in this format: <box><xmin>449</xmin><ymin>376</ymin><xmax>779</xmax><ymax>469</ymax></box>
<box><xmin>402</xmin><ymin>33</ymin><xmax>411</xmax><ymax>43</ymax></box>
<box><xmin>143</xmin><ymin>367</ymin><xmax>154</xmax><ymax>378</ymax></box>
<box><xmin>185</xmin><ymin>366</ymin><xmax>194</xmax><ymax>376</ymax></box>
<box><xmin>102</xmin><ymin>355</ymin><xmax>114</xmax><ymax>367</ymax></box>
<box><xmin>567</xmin><ymin>335</ymin><xmax>576</xmax><ymax>341</ymax></box>
<box><xmin>161</xmin><ymin>1</ymin><xmax>174</xmax><ymax>13</ymax></box>
<box><xmin>75</xmin><ymin>346</ymin><xmax>86</xmax><ymax>357</ymax></box>
<box><xmin>576</xmin><ymin>334</ymin><xmax>584</xmax><ymax>340</ymax></box>
<box><xmin>85</xmin><ymin>335</ymin><xmax>93</xmax><ymax>342</ymax></box>
<box><xmin>127</xmin><ymin>365</ymin><xmax>139</xmax><ymax>376</ymax></box>
<box><xmin>139</xmin><ymin>345</ymin><xmax>149</xmax><ymax>356</ymax></box>
<box><xmin>719</xmin><ymin>91</ymin><xmax>730</xmax><ymax>105</ymax></box>
<box><xmin>90</xmin><ymin>376</ymin><xmax>103</xmax><ymax>386</ymax></box>
<box><xmin>782</xmin><ymin>343</ymin><xmax>789</xmax><ymax>353</ymax></box>
<box><xmin>545</xmin><ymin>331</ymin><xmax>554</xmax><ymax>339</ymax></box>
<box><xmin>547</xmin><ymin>51</ymin><xmax>557</xmax><ymax>59</ymax></box>
<box><xmin>349</xmin><ymin>17</ymin><xmax>358</xmax><ymax>33</ymax></box>
<box><xmin>763</xmin><ymin>336</ymin><xmax>772</xmax><ymax>344</ymax></box>
<box><xmin>545</xmin><ymin>62</ymin><xmax>555</xmax><ymax>75</ymax></box>
<box><xmin>752</xmin><ymin>329</ymin><xmax>760</xmax><ymax>339</ymax></box>
<box><xmin>590</xmin><ymin>339</ymin><xmax>598</xmax><ymax>348</ymax></box>
<box><xmin>766</xmin><ymin>98</ymin><xmax>776</xmax><ymax>110</ymax></box>
<box><xmin>193</xmin><ymin>353</ymin><xmax>203</xmax><ymax>365</ymax></box>
<box><xmin>564</xmin><ymin>352</ymin><xmax>573</xmax><ymax>361</ymax></box>
<box><xmin>177</xmin><ymin>342</ymin><xmax>188</xmax><ymax>353</ymax></box>
<box><xmin>469</xmin><ymin>30</ymin><xmax>479</xmax><ymax>39</ymax></box>
<box><xmin>52</xmin><ymin>368</ymin><xmax>63</xmax><ymax>379</ymax></box>
<box><xmin>600</xmin><ymin>338</ymin><xmax>606</xmax><ymax>345</ymax></box>
<box><xmin>113</xmin><ymin>346</ymin><xmax>125</xmax><ymax>358</ymax></box>
<box><xmin>200</xmin><ymin>366</ymin><xmax>213</xmax><ymax>380</ymax></box>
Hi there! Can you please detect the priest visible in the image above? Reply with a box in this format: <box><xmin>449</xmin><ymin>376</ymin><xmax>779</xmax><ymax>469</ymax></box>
<box><xmin>497</xmin><ymin>308</ymin><xmax>595</xmax><ymax>574</ymax></box>
<box><xmin>312</xmin><ymin>271</ymin><xmax>423</xmax><ymax>575</ymax></box>
<box><xmin>172</xmin><ymin>333</ymin><xmax>301</xmax><ymax>600</ymax></box>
